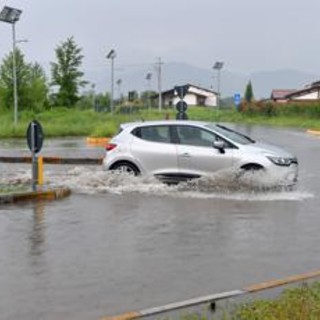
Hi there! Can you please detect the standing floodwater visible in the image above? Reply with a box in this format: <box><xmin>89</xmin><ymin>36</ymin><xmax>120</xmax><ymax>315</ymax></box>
<box><xmin>0</xmin><ymin>126</ymin><xmax>319</xmax><ymax>320</ymax></box>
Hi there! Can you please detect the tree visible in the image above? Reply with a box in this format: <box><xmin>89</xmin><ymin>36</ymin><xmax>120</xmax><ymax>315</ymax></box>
<box><xmin>50</xmin><ymin>37</ymin><xmax>87</xmax><ymax>107</ymax></box>
<box><xmin>244</xmin><ymin>80</ymin><xmax>254</xmax><ymax>103</ymax></box>
<box><xmin>24</xmin><ymin>63</ymin><xmax>49</xmax><ymax>111</ymax></box>
<box><xmin>0</xmin><ymin>49</ymin><xmax>48</xmax><ymax>111</ymax></box>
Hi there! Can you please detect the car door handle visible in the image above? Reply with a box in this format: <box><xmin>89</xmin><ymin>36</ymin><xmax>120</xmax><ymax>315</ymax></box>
<box><xmin>180</xmin><ymin>153</ymin><xmax>191</xmax><ymax>158</ymax></box>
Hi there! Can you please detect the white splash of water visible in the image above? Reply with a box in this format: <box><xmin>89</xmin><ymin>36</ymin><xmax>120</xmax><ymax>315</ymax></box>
<box><xmin>0</xmin><ymin>165</ymin><xmax>312</xmax><ymax>201</ymax></box>
<box><xmin>38</xmin><ymin>166</ymin><xmax>313</xmax><ymax>202</ymax></box>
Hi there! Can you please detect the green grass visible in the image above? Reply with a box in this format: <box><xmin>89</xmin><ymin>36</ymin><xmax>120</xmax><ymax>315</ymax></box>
<box><xmin>0</xmin><ymin>184</ymin><xmax>28</xmax><ymax>194</ymax></box>
<box><xmin>178</xmin><ymin>283</ymin><xmax>320</xmax><ymax>320</ymax></box>
<box><xmin>0</xmin><ymin>106</ymin><xmax>319</xmax><ymax>139</ymax></box>
<box><xmin>227</xmin><ymin>283</ymin><xmax>320</xmax><ymax>320</ymax></box>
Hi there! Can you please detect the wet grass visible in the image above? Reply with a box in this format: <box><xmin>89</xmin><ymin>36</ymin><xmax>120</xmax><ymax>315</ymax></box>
<box><xmin>0</xmin><ymin>184</ymin><xmax>29</xmax><ymax>194</ymax></box>
<box><xmin>0</xmin><ymin>107</ymin><xmax>319</xmax><ymax>139</ymax></box>
<box><xmin>178</xmin><ymin>283</ymin><xmax>320</xmax><ymax>320</ymax></box>
<box><xmin>231</xmin><ymin>283</ymin><xmax>320</xmax><ymax>320</ymax></box>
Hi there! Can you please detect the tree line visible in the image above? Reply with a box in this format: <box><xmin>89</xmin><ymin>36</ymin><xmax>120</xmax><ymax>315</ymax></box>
<box><xmin>0</xmin><ymin>37</ymin><xmax>156</xmax><ymax>113</ymax></box>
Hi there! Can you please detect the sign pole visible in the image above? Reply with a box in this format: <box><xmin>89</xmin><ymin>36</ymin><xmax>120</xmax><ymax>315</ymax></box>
<box><xmin>27</xmin><ymin>120</ymin><xmax>43</xmax><ymax>191</ymax></box>
<box><xmin>31</xmin><ymin>122</ymin><xmax>38</xmax><ymax>191</ymax></box>
<box><xmin>175</xmin><ymin>85</ymin><xmax>189</xmax><ymax>120</ymax></box>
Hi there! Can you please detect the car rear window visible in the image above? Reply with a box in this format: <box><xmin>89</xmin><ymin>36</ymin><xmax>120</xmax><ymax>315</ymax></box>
<box><xmin>132</xmin><ymin>125</ymin><xmax>171</xmax><ymax>143</ymax></box>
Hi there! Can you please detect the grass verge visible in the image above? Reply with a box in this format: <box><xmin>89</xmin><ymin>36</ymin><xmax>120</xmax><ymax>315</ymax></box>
<box><xmin>0</xmin><ymin>107</ymin><xmax>319</xmax><ymax>139</ymax></box>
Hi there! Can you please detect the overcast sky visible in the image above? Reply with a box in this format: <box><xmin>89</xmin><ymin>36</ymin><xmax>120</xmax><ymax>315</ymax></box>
<box><xmin>1</xmin><ymin>0</ymin><xmax>320</xmax><ymax>80</ymax></box>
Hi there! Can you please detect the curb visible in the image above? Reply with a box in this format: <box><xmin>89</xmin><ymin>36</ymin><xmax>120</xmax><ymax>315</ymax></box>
<box><xmin>0</xmin><ymin>156</ymin><xmax>103</xmax><ymax>165</ymax></box>
<box><xmin>0</xmin><ymin>187</ymin><xmax>71</xmax><ymax>204</ymax></box>
<box><xmin>86</xmin><ymin>137</ymin><xmax>110</xmax><ymax>146</ymax></box>
<box><xmin>100</xmin><ymin>269</ymin><xmax>320</xmax><ymax>320</ymax></box>
<box><xmin>307</xmin><ymin>129</ymin><xmax>320</xmax><ymax>135</ymax></box>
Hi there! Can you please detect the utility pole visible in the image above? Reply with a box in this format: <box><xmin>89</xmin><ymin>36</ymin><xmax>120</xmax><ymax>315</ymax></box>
<box><xmin>155</xmin><ymin>57</ymin><xmax>163</xmax><ymax>112</ymax></box>
<box><xmin>145</xmin><ymin>72</ymin><xmax>152</xmax><ymax>110</ymax></box>
<box><xmin>213</xmin><ymin>61</ymin><xmax>224</xmax><ymax>109</ymax></box>
<box><xmin>116</xmin><ymin>79</ymin><xmax>122</xmax><ymax>103</ymax></box>
<box><xmin>12</xmin><ymin>22</ymin><xmax>18</xmax><ymax>125</ymax></box>
<box><xmin>0</xmin><ymin>6</ymin><xmax>22</xmax><ymax>126</ymax></box>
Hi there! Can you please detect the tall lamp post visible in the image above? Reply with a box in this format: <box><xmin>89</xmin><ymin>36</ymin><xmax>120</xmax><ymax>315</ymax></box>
<box><xmin>0</xmin><ymin>6</ymin><xmax>22</xmax><ymax>126</ymax></box>
<box><xmin>213</xmin><ymin>61</ymin><xmax>224</xmax><ymax>109</ymax></box>
<box><xmin>106</xmin><ymin>49</ymin><xmax>116</xmax><ymax>114</ymax></box>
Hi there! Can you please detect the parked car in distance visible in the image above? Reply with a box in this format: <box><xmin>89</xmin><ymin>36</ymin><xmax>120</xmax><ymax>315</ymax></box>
<box><xmin>103</xmin><ymin>120</ymin><xmax>298</xmax><ymax>186</ymax></box>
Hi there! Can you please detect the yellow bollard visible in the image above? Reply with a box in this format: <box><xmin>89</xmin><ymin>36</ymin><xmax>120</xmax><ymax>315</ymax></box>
<box><xmin>38</xmin><ymin>156</ymin><xmax>44</xmax><ymax>185</ymax></box>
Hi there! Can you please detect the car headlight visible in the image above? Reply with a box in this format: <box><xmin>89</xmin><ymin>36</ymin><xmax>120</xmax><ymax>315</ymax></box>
<box><xmin>267</xmin><ymin>156</ymin><xmax>293</xmax><ymax>166</ymax></box>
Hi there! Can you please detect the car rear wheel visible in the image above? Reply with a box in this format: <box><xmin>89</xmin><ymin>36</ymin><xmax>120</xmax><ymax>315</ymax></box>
<box><xmin>110</xmin><ymin>162</ymin><xmax>140</xmax><ymax>176</ymax></box>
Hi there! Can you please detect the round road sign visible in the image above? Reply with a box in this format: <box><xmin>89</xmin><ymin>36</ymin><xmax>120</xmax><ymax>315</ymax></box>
<box><xmin>27</xmin><ymin>120</ymin><xmax>44</xmax><ymax>154</ymax></box>
<box><xmin>176</xmin><ymin>100</ymin><xmax>188</xmax><ymax>113</ymax></box>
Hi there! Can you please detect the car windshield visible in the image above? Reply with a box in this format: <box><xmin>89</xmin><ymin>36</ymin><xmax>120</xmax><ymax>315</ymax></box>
<box><xmin>205</xmin><ymin>124</ymin><xmax>255</xmax><ymax>145</ymax></box>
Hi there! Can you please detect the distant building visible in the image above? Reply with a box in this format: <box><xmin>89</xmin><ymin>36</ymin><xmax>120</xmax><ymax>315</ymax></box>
<box><xmin>154</xmin><ymin>84</ymin><xmax>218</xmax><ymax>107</ymax></box>
<box><xmin>271</xmin><ymin>89</ymin><xmax>296</xmax><ymax>103</ymax></box>
<box><xmin>271</xmin><ymin>81</ymin><xmax>320</xmax><ymax>102</ymax></box>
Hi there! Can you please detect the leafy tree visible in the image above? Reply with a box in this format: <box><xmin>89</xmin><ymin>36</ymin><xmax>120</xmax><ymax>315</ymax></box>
<box><xmin>244</xmin><ymin>80</ymin><xmax>254</xmax><ymax>103</ymax></box>
<box><xmin>0</xmin><ymin>49</ymin><xmax>48</xmax><ymax>111</ymax></box>
<box><xmin>50</xmin><ymin>37</ymin><xmax>87</xmax><ymax>107</ymax></box>
<box><xmin>25</xmin><ymin>63</ymin><xmax>49</xmax><ymax>111</ymax></box>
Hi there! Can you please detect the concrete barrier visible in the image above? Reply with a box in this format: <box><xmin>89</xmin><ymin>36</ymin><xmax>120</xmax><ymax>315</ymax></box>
<box><xmin>100</xmin><ymin>269</ymin><xmax>320</xmax><ymax>320</ymax></box>
<box><xmin>0</xmin><ymin>187</ymin><xmax>71</xmax><ymax>204</ymax></box>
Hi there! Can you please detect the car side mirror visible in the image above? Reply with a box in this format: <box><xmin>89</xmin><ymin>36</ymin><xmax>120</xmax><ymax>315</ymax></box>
<box><xmin>213</xmin><ymin>140</ymin><xmax>225</xmax><ymax>153</ymax></box>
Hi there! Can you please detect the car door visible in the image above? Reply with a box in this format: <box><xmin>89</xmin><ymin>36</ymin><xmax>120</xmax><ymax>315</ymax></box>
<box><xmin>130</xmin><ymin>125</ymin><xmax>178</xmax><ymax>175</ymax></box>
<box><xmin>175</xmin><ymin>125</ymin><xmax>234</xmax><ymax>177</ymax></box>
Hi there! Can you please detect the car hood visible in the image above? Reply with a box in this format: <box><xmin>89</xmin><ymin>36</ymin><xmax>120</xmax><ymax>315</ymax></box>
<box><xmin>243</xmin><ymin>142</ymin><xmax>295</xmax><ymax>158</ymax></box>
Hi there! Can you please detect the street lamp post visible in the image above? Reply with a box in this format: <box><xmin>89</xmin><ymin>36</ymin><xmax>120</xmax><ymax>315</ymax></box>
<box><xmin>106</xmin><ymin>49</ymin><xmax>116</xmax><ymax>114</ymax></box>
<box><xmin>213</xmin><ymin>61</ymin><xmax>224</xmax><ymax>109</ymax></box>
<box><xmin>0</xmin><ymin>6</ymin><xmax>22</xmax><ymax>126</ymax></box>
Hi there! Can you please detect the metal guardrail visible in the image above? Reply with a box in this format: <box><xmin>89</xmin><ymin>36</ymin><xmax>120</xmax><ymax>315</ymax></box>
<box><xmin>100</xmin><ymin>269</ymin><xmax>320</xmax><ymax>320</ymax></box>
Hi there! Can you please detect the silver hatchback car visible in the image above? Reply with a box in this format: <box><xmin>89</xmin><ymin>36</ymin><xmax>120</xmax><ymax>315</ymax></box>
<box><xmin>103</xmin><ymin>120</ymin><xmax>298</xmax><ymax>185</ymax></box>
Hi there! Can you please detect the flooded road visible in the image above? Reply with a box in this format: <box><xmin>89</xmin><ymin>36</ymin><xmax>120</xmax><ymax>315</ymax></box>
<box><xmin>0</xmin><ymin>126</ymin><xmax>319</xmax><ymax>320</ymax></box>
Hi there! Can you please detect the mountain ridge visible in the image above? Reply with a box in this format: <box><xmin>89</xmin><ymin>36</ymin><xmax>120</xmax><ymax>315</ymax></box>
<box><xmin>86</xmin><ymin>62</ymin><xmax>320</xmax><ymax>99</ymax></box>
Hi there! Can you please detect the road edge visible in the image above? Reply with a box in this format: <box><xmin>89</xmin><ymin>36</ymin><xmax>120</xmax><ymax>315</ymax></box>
<box><xmin>0</xmin><ymin>187</ymin><xmax>71</xmax><ymax>204</ymax></box>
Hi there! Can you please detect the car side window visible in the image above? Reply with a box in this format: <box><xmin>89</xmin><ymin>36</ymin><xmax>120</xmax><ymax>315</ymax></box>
<box><xmin>176</xmin><ymin>125</ymin><xmax>233</xmax><ymax>148</ymax></box>
<box><xmin>176</xmin><ymin>126</ymin><xmax>215</xmax><ymax>147</ymax></box>
<box><xmin>134</xmin><ymin>125</ymin><xmax>171</xmax><ymax>143</ymax></box>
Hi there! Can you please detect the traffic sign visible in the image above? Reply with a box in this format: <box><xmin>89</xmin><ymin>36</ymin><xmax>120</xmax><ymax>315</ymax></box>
<box><xmin>176</xmin><ymin>112</ymin><xmax>188</xmax><ymax>120</ymax></box>
<box><xmin>176</xmin><ymin>100</ymin><xmax>188</xmax><ymax>113</ymax></box>
<box><xmin>27</xmin><ymin>120</ymin><xmax>44</xmax><ymax>154</ymax></box>
<box><xmin>175</xmin><ymin>85</ymin><xmax>189</xmax><ymax>99</ymax></box>
<box><xmin>233</xmin><ymin>93</ymin><xmax>241</xmax><ymax>106</ymax></box>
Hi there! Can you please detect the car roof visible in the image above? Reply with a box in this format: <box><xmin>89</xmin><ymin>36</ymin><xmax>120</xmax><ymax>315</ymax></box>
<box><xmin>120</xmin><ymin>120</ymin><xmax>212</xmax><ymax>130</ymax></box>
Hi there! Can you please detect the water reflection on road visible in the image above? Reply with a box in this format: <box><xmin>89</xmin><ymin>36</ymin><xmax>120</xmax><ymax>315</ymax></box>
<box><xmin>0</xmin><ymin>126</ymin><xmax>320</xmax><ymax>320</ymax></box>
